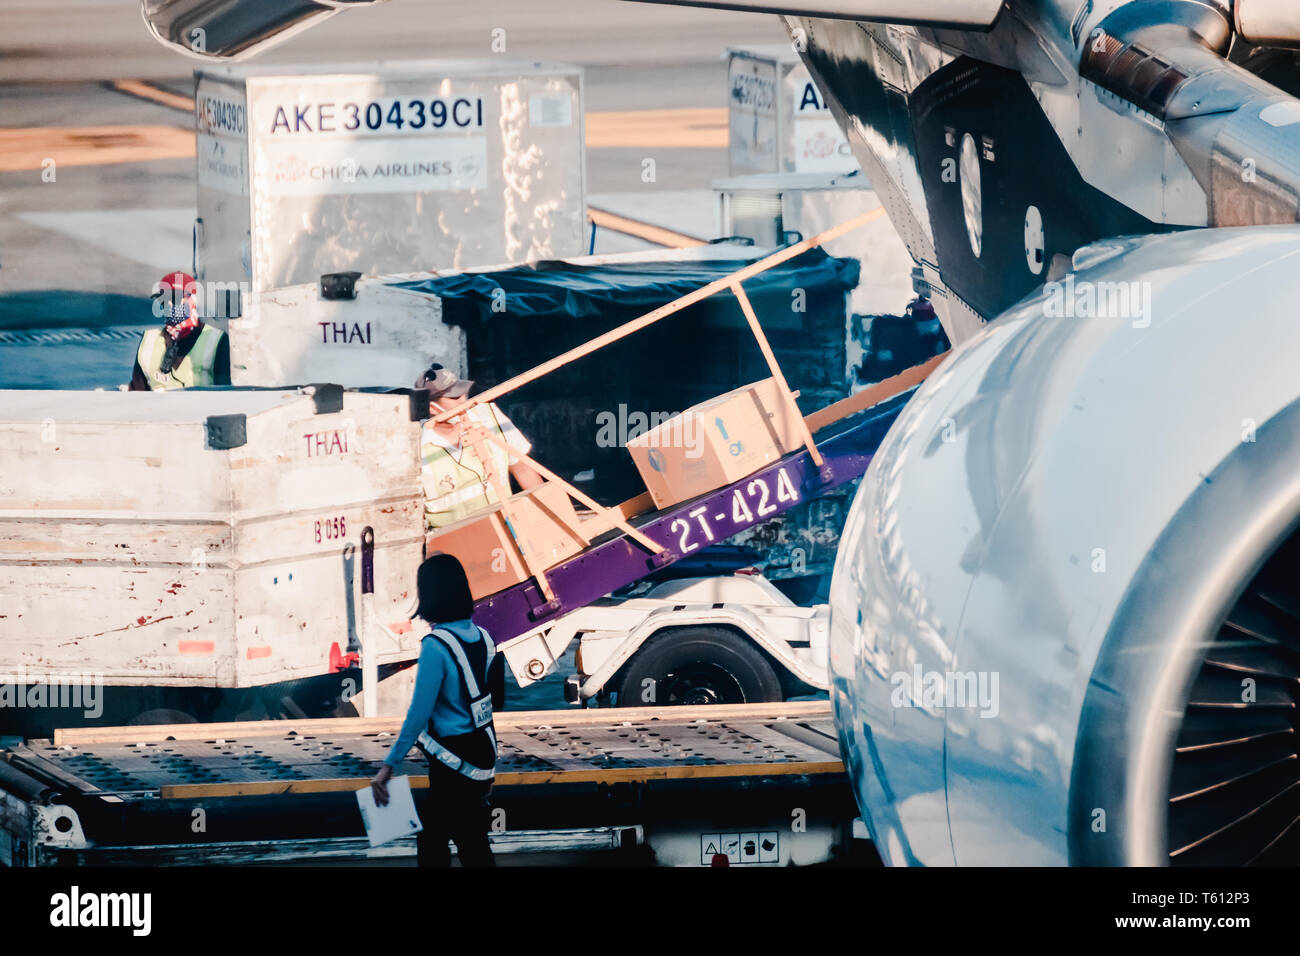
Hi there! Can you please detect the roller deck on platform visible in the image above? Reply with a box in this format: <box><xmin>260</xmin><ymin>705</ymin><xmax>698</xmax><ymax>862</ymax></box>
<box><xmin>1</xmin><ymin>702</ymin><xmax>871</xmax><ymax>866</ymax></box>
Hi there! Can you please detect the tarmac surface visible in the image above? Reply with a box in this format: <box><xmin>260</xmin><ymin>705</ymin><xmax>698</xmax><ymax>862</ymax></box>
<box><xmin>0</xmin><ymin>0</ymin><xmax>786</xmax><ymax>332</ymax></box>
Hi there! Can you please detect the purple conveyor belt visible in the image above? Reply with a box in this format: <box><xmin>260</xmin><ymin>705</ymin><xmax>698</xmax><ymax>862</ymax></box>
<box><xmin>473</xmin><ymin>392</ymin><xmax>911</xmax><ymax>645</ymax></box>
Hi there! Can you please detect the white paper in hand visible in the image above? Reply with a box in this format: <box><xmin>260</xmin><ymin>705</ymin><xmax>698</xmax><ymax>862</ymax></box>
<box><xmin>356</xmin><ymin>775</ymin><xmax>423</xmax><ymax>848</ymax></box>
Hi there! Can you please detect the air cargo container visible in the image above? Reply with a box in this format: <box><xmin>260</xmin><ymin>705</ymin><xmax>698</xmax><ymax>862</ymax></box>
<box><xmin>192</xmin><ymin>59</ymin><xmax>586</xmax><ymax>308</ymax></box>
<box><xmin>726</xmin><ymin>46</ymin><xmax>857</xmax><ymax>176</ymax></box>
<box><xmin>0</xmin><ymin>387</ymin><xmax>426</xmax><ymax>734</ymax></box>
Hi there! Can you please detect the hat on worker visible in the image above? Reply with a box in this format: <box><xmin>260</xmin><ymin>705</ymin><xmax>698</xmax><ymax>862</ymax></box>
<box><xmin>415</xmin><ymin>363</ymin><xmax>474</xmax><ymax>400</ymax></box>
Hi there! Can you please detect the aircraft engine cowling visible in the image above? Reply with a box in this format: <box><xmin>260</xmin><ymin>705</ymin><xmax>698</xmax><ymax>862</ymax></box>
<box><xmin>829</xmin><ymin>225</ymin><xmax>1300</xmax><ymax>866</ymax></box>
<box><xmin>1236</xmin><ymin>0</ymin><xmax>1300</xmax><ymax>50</ymax></box>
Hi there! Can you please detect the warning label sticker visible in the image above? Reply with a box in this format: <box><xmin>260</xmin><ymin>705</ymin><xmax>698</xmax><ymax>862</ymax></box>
<box><xmin>700</xmin><ymin>831</ymin><xmax>779</xmax><ymax>865</ymax></box>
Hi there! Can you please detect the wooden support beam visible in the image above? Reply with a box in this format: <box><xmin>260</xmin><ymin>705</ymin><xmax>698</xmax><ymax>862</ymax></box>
<box><xmin>461</xmin><ymin>424</ymin><xmax>557</xmax><ymax>602</ymax></box>
<box><xmin>158</xmin><ymin>758</ymin><xmax>844</xmax><ymax>799</ymax></box>
<box><xmin>586</xmin><ymin>207</ymin><xmax>706</xmax><ymax>249</ymax></box>
<box><xmin>495</xmin><ymin>698</ymin><xmax>831</xmax><ymax>727</ymax></box>
<box><xmin>52</xmin><ymin>700</ymin><xmax>832</xmax><ymax>746</ymax></box>
<box><xmin>803</xmin><ymin>351</ymin><xmax>949</xmax><ymax>435</ymax></box>
<box><xmin>729</xmin><ymin>280</ymin><xmax>824</xmax><ymax>468</ymax></box>
<box><xmin>472</xmin><ymin>426</ymin><xmax>665</xmax><ymax>555</ymax></box>
<box><xmin>53</xmin><ymin>718</ymin><xmax>403</xmax><ymax>747</ymax></box>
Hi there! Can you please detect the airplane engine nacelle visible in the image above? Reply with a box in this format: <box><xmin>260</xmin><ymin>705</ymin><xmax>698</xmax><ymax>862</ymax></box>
<box><xmin>1235</xmin><ymin>0</ymin><xmax>1300</xmax><ymax>50</ymax></box>
<box><xmin>829</xmin><ymin>226</ymin><xmax>1300</xmax><ymax>866</ymax></box>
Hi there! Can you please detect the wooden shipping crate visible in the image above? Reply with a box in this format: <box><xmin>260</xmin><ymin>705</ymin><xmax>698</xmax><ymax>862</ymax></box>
<box><xmin>0</xmin><ymin>388</ymin><xmax>426</xmax><ymax>688</ymax></box>
<box><xmin>625</xmin><ymin>378</ymin><xmax>805</xmax><ymax>509</ymax></box>
<box><xmin>425</xmin><ymin>482</ymin><xmax>610</xmax><ymax>599</ymax></box>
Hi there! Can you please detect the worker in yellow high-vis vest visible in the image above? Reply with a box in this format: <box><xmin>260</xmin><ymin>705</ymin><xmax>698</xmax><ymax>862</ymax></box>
<box><xmin>129</xmin><ymin>272</ymin><xmax>230</xmax><ymax>391</ymax></box>
<box><xmin>416</xmin><ymin>363</ymin><xmax>543</xmax><ymax>530</ymax></box>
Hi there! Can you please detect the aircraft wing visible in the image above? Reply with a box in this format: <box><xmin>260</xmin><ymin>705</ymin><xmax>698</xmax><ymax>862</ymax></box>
<box><xmin>139</xmin><ymin>0</ymin><xmax>1001</xmax><ymax>61</ymax></box>
<box><xmin>612</xmin><ymin>0</ymin><xmax>1003</xmax><ymax>29</ymax></box>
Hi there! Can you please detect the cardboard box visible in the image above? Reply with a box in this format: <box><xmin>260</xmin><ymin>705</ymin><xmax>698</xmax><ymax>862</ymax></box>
<box><xmin>626</xmin><ymin>378</ymin><xmax>805</xmax><ymax>509</ymax></box>
<box><xmin>425</xmin><ymin>482</ymin><xmax>609</xmax><ymax>599</ymax></box>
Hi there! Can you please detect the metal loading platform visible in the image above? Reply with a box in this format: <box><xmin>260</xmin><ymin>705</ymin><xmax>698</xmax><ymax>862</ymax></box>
<box><xmin>1</xmin><ymin>702</ymin><xmax>871</xmax><ymax>866</ymax></box>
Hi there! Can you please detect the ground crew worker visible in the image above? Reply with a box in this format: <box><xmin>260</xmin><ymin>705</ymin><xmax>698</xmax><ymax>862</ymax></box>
<box><xmin>416</xmin><ymin>362</ymin><xmax>543</xmax><ymax>530</ymax></box>
<box><xmin>371</xmin><ymin>553</ymin><xmax>505</xmax><ymax>867</ymax></box>
<box><xmin>128</xmin><ymin>271</ymin><xmax>230</xmax><ymax>391</ymax></box>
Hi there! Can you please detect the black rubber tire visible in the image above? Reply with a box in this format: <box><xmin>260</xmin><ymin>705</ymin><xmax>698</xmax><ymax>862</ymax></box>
<box><xmin>110</xmin><ymin>687</ymin><xmax>209</xmax><ymax>727</ymax></box>
<box><xmin>614</xmin><ymin>627</ymin><xmax>783</xmax><ymax>707</ymax></box>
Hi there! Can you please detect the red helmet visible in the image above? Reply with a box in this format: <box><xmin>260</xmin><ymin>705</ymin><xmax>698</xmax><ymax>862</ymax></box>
<box><xmin>154</xmin><ymin>271</ymin><xmax>195</xmax><ymax>295</ymax></box>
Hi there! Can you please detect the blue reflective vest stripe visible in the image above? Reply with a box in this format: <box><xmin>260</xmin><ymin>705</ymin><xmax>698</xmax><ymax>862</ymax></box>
<box><xmin>416</xmin><ymin>626</ymin><xmax>497</xmax><ymax>781</ymax></box>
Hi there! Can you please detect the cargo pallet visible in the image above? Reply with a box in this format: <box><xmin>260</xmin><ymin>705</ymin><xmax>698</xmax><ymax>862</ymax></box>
<box><xmin>0</xmin><ymin>702</ymin><xmax>874</xmax><ymax>866</ymax></box>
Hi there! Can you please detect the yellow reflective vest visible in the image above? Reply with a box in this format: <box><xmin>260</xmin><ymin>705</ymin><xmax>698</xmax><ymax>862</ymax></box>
<box><xmin>136</xmin><ymin>325</ymin><xmax>225</xmax><ymax>390</ymax></box>
<box><xmin>421</xmin><ymin>404</ymin><xmax>517</xmax><ymax>530</ymax></box>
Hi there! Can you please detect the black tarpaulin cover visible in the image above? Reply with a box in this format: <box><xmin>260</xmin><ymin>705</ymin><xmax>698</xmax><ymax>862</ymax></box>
<box><xmin>388</xmin><ymin>245</ymin><xmax>862</xmax><ymax>507</ymax></box>
<box><xmin>387</xmin><ymin>247</ymin><xmax>861</xmax><ymax>325</ymax></box>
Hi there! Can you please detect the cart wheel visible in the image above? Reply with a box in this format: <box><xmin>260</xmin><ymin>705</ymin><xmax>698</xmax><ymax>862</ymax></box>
<box><xmin>330</xmin><ymin>692</ymin><xmax>361</xmax><ymax>718</ymax></box>
<box><xmin>614</xmin><ymin>627</ymin><xmax>782</xmax><ymax>706</ymax></box>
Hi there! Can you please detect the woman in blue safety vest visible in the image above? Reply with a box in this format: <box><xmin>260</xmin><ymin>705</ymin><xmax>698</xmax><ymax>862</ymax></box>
<box><xmin>371</xmin><ymin>553</ymin><xmax>505</xmax><ymax>866</ymax></box>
